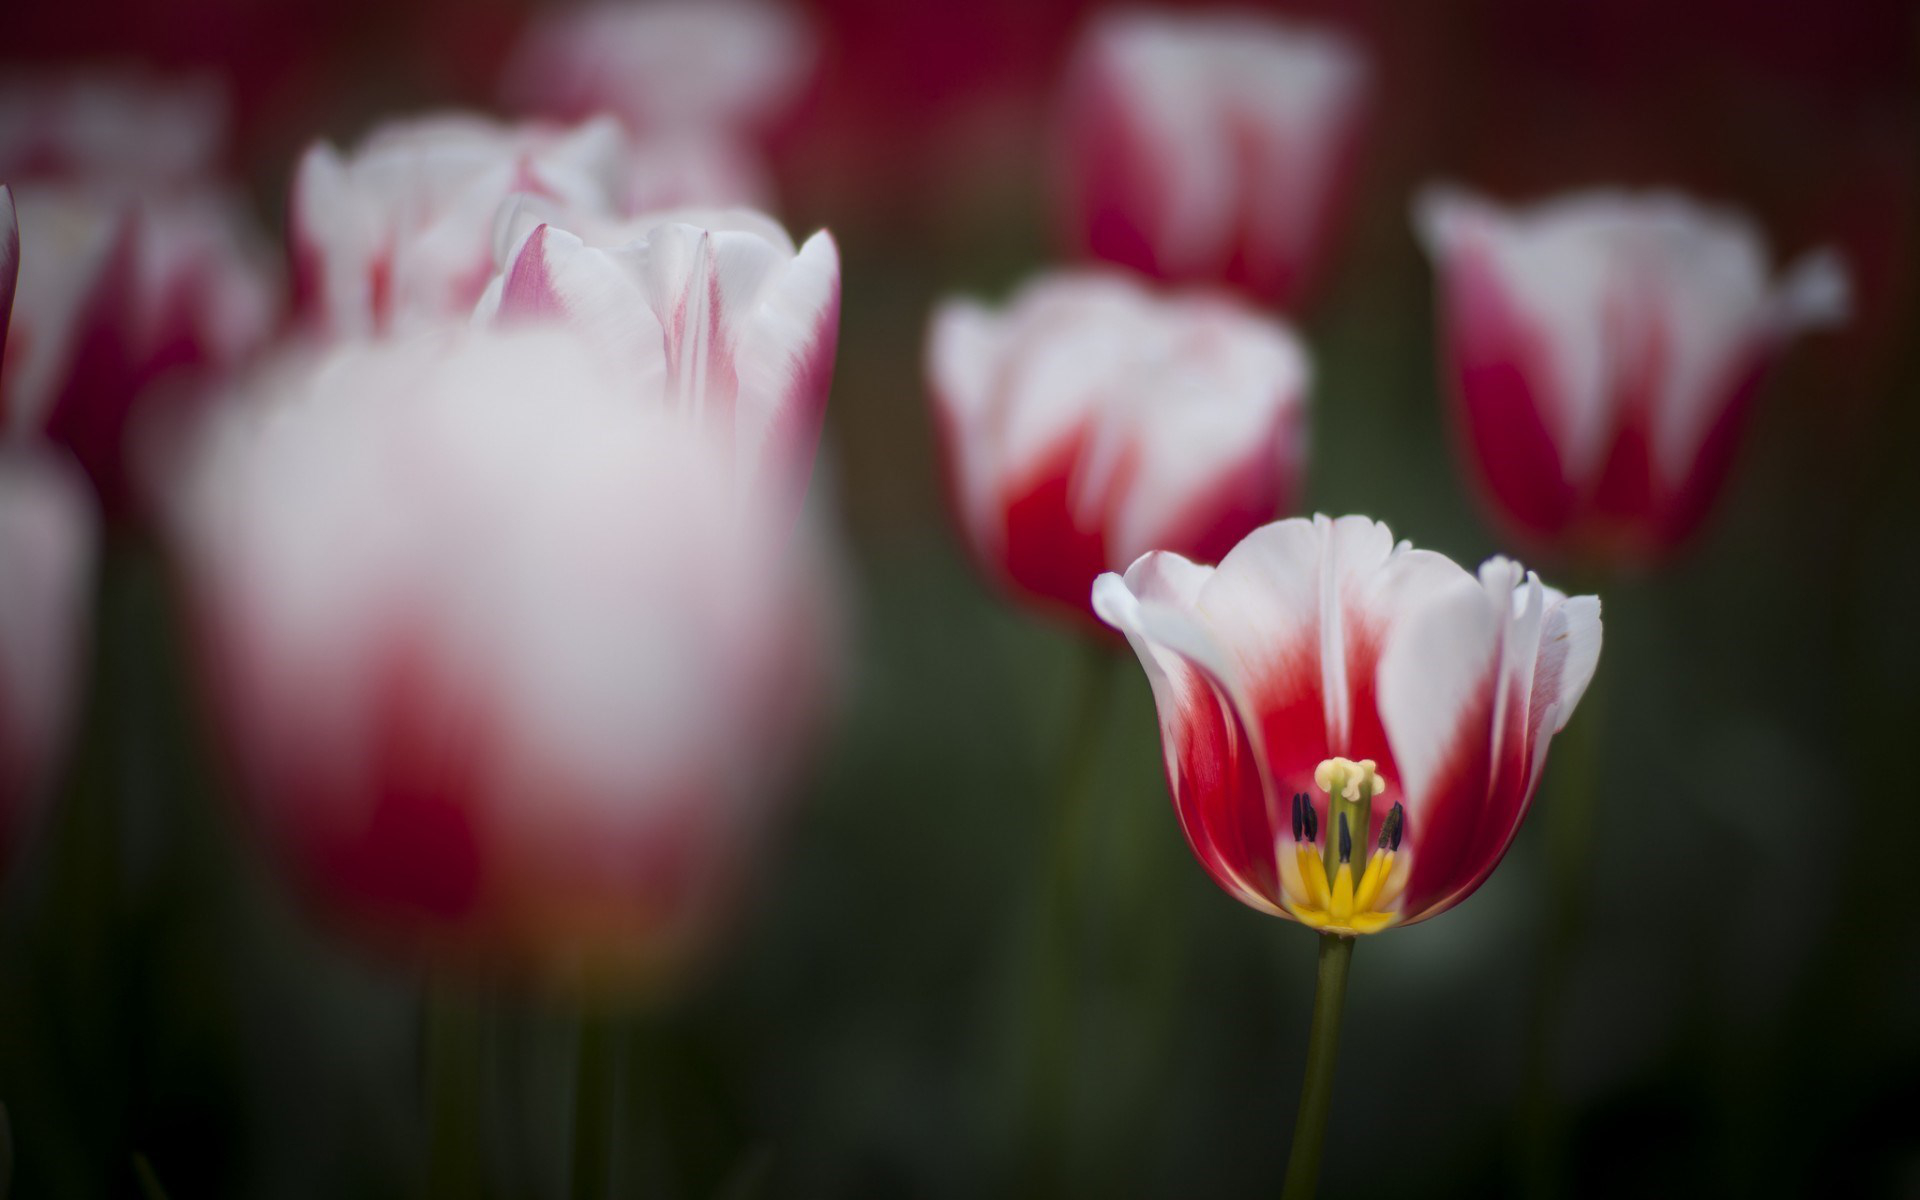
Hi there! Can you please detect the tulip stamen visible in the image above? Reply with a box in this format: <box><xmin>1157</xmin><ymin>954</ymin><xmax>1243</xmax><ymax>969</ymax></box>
<box><xmin>1278</xmin><ymin>761</ymin><xmax>1405</xmax><ymax>936</ymax></box>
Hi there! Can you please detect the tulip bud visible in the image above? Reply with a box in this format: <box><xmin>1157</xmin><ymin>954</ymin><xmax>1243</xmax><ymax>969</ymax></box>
<box><xmin>0</xmin><ymin>69</ymin><xmax>226</xmax><ymax>187</ymax></box>
<box><xmin>500</xmin><ymin>0</ymin><xmax>816</xmax><ymax>140</ymax></box>
<box><xmin>289</xmin><ymin>114</ymin><xmax>637</xmax><ymax>339</ymax></box>
<box><xmin>928</xmin><ymin>271</ymin><xmax>1308</xmax><ymax>630</ymax></box>
<box><xmin>477</xmin><ymin>205</ymin><xmax>841</xmax><ymax>532</ymax></box>
<box><xmin>1416</xmin><ymin>185</ymin><xmax>1848</xmax><ymax>567</ymax></box>
<box><xmin>0</xmin><ymin>446</ymin><xmax>96</xmax><ymax>880</ymax></box>
<box><xmin>1055</xmin><ymin>9</ymin><xmax>1368</xmax><ymax>310</ymax></box>
<box><xmin>2</xmin><ymin>182</ymin><xmax>278</xmax><ymax>516</ymax></box>
<box><xmin>169</xmin><ymin>326</ymin><xmax>836</xmax><ymax>991</ymax></box>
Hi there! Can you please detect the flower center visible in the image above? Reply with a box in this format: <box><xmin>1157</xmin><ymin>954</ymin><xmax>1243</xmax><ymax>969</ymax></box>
<box><xmin>1278</xmin><ymin>757</ymin><xmax>1407</xmax><ymax>936</ymax></box>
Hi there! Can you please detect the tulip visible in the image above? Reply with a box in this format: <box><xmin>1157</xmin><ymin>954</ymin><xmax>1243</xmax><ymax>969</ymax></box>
<box><xmin>0</xmin><ymin>69</ymin><xmax>226</xmax><ymax>187</ymax></box>
<box><xmin>1415</xmin><ymin>186</ymin><xmax>1848</xmax><ymax>566</ymax></box>
<box><xmin>169</xmin><ymin>326</ymin><xmax>833</xmax><ymax>989</ymax></box>
<box><xmin>476</xmin><ymin>205</ymin><xmax>840</xmax><ymax>529</ymax></box>
<box><xmin>0</xmin><ymin>445</ymin><xmax>97</xmax><ymax>879</ymax></box>
<box><xmin>2</xmin><ymin>181</ymin><xmax>278</xmax><ymax>515</ymax></box>
<box><xmin>1094</xmin><ymin>514</ymin><xmax>1600</xmax><ymax>932</ymax></box>
<box><xmin>1054</xmin><ymin>9</ymin><xmax>1368</xmax><ymax>310</ymax></box>
<box><xmin>289</xmin><ymin>114</ymin><xmax>639</xmax><ymax>338</ymax></box>
<box><xmin>500</xmin><ymin>0</ymin><xmax>816</xmax><ymax>140</ymax></box>
<box><xmin>927</xmin><ymin>271</ymin><xmax>1308</xmax><ymax>630</ymax></box>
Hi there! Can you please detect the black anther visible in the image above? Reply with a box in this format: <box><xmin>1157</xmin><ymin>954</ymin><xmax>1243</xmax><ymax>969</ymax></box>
<box><xmin>1338</xmin><ymin>813</ymin><xmax>1352</xmax><ymax>864</ymax></box>
<box><xmin>1302</xmin><ymin>795</ymin><xmax>1318</xmax><ymax>843</ymax></box>
<box><xmin>1379</xmin><ymin>803</ymin><xmax>1405</xmax><ymax>852</ymax></box>
<box><xmin>1290</xmin><ymin>792</ymin><xmax>1303</xmax><ymax>842</ymax></box>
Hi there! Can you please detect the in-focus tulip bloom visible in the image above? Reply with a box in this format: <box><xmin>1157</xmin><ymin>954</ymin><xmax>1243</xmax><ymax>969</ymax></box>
<box><xmin>1094</xmin><ymin>515</ymin><xmax>1601</xmax><ymax>933</ymax></box>
<box><xmin>1416</xmin><ymin>186</ymin><xmax>1848</xmax><ymax>566</ymax></box>
<box><xmin>0</xmin><ymin>69</ymin><xmax>225</xmax><ymax>186</ymax></box>
<box><xmin>477</xmin><ymin>205</ymin><xmax>840</xmax><ymax>527</ymax></box>
<box><xmin>170</xmin><ymin>327</ymin><xmax>835</xmax><ymax>988</ymax></box>
<box><xmin>1055</xmin><ymin>9</ymin><xmax>1368</xmax><ymax>310</ymax></box>
<box><xmin>2</xmin><ymin>182</ymin><xmax>278</xmax><ymax>514</ymax></box>
<box><xmin>290</xmin><ymin>114</ymin><xmax>637</xmax><ymax>338</ymax></box>
<box><xmin>500</xmin><ymin>0</ymin><xmax>816</xmax><ymax>140</ymax></box>
<box><xmin>0</xmin><ymin>446</ymin><xmax>97</xmax><ymax>878</ymax></box>
<box><xmin>928</xmin><ymin>271</ymin><xmax>1309</xmax><ymax>630</ymax></box>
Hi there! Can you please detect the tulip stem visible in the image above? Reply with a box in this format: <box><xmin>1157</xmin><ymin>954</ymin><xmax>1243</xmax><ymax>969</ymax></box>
<box><xmin>424</xmin><ymin>983</ymin><xmax>485</xmax><ymax>1200</ymax></box>
<box><xmin>572</xmin><ymin>1008</ymin><xmax>615</xmax><ymax>1200</ymax></box>
<box><xmin>1019</xmin><ymin>642</ymin><xmax>1117</xmax><ymax>1193</ymax></box>
<box><xmin>1281</xmin><ymin>933</ymin><xmax>1354</xmax><ymax>1200</ymax></box>
<box><xmin>1518</xmin><ymin>657</ymin><xmax>1605</xmax><ymax>1199</ymax></box>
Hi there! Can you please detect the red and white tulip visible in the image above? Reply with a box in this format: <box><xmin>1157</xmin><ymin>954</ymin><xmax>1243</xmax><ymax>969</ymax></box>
<box><xmin>928</xmin><ymin>271</ymin><xmax>1308</xmax><ymax>629</ymax></box>
<box><xmin>1416</xmin><ymin>186</ymin><xmax>1848</xmax><ymax>566</ymax></box>
<box><xmin>1055</xmin><ymin>9</ymin><xmax>1368</xmax><ymax>310</ymax></box>
<box><xmin>290</xmin><ymin>114</ymin><xmax>636</xmax><ymax>339</ymax></box>
<box><xmin>1094</xmin><ymin>515</ymin><xmax>1601</xmax><ymax>932</ymax></box>
<box><xmin>500</xmin><ymin>0</ymin><xmax>816</xmax><ymax>139</ymax></box>
<box><xmin>476</xmin><ymin>205</ymin><xmax>840</xmax><ymax>528</ymax></box>
<box><xmin>170</xmin><ymin>326</ymin><xmax>836</xmax><ymax>988</ymax></box>
<box><xmin>0</xmin><ymin>69</ymin><xmax>226</xmax><ymax>187</ymax></box>
<box><xmin>0</xmin><ymin>445</ymin><xmax>97</xmax><ymax>879</ymax></box>
<box><xmin>2</xmin><ymin>181</ymin><xmax>278</xmax><ymax>514</ymax></box>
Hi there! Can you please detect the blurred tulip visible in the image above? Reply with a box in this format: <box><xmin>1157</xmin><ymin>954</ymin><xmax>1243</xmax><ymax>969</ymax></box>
<box><xmin>0</xmin><ymin>69</ymin><xmax>226</xmax><ymax>187</ymax></box>
<box><xmin>1055</xmin><ymin>8</ymin><xmax>1368</xmax><ymax>310</ymax></box>
<box><xmin>2</xmin><ymin>181</ymin><xmax>279</xmax><ymax>516</ymax></box>
<box><xmin>170</xmin><ymin>326</ymin><xmax>835</xmax><ymax>989</ymax></box>
<box><xmin>289</xmin><ymin>114</ymin><xmax>635</xmax><ymax>338</ymax></box>
<box><xmin>0</xmin><ymin>445</ymin><xmax>96</xmax><ymax>879</ymax></box>
<box><xmin>477</xmin><ymin>205</ymin><xmax>840</xmax><ymax>528</ymax></box>
<box><xmin>927</xmin><ymin>271</ymin><xmax>1308</xmax><ymax>630</ymax></box>
<box><xmin>1094</xmin><ymin>515</ymin><xmax>1601</xmax><ymax>933</ymax></box>
<box><xmin>1416</xmin><ymin>186</ymin><xmax>1848</xmax><ymax>567</ymax></box>
<box><xmin>500</xmin><ymin>0</ymin><xmax>816</xmax><ymax>139</ymax></box>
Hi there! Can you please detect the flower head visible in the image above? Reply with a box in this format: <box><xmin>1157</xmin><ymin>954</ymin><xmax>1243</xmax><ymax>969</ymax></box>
<box><xmin>1094</xmin><ymin>515</ymin><xmax>1601</xmax><ymax>932</ymax></box>
<box><xmin>169</xmin><ymin>326</ymin><xmax>838</xmax><ymax>990</ymax></box>
<box><xmin>1055</xmin><ymin>9</ymin><xmax>1368</xmax><ymax>309</ymax></box>
<box><xmin>1415</xmin><ymin>185</ymin><xmax>1848</xmax><ymax>567</ymax></box>
<box><xmin>929</xmin><ymin>270</ymin><xmax>1308</xmax><ymax>629</ymax></box>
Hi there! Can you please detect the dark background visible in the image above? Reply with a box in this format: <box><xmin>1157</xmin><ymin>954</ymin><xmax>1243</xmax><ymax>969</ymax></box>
<box><xmin>2</xmin><ymin>1</ymin><xmax>1916</xmax><ymax>1196</ymax></box>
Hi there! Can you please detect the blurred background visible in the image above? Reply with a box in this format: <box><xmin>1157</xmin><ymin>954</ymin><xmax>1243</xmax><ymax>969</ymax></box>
<box><xmin>2</xmin><ymin>0</ymin><xmax>1917</xmax><ymax>1196</ymax></box>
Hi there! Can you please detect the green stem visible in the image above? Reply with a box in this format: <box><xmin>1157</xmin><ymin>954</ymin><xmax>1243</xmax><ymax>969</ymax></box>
<box><xmin>424</xmin><ymin>983</ymin><xmax>485</xmax><ymax>1200</ymax></box>
<box><xmin>1517</xmin><ymin>656</ymin><xmax>1606</xmax><ymax>1199</ymax></box>
<box><xmin>572</xmin><ymin>1009</ymin><xmax>615</xmax><ymax>1200</ymax></box>
<box><xmin>1018</xmin><ymin>642</ymin><xmax>1117</xmax><ymax>1194</ymax></box>
<box><xmin>1281</xmin><ymin>934</ymin><xmax>1355</xmax><ymax>1200</ymax></box>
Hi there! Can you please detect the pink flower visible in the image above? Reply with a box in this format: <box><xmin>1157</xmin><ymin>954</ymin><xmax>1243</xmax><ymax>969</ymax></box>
<box><xmin>1416</xmin><ymin>186</ymin><xmax>1848</xmax><ymax>566</ymax></box>
<box><xmin>927</xmin><ymin>271</ymin><xmax>1308</xmax><ymax>630</ymax></box>
<box><xmin>0</xmin><ymin>445</ymin><xmax>96</xmax><ymax>879</ymax></box>
<box><xmin>501</xmin><ymin>0</ymin><xmax>816</xmax><ymax>139</ymax></box>
<box><xmin>290</xmin><ymin>114</ymin><xmax>635</xmax><ymax>338</ymax></box>
<box><xmin>170</xmin><ymin>326</ymin><xmax>836</xmax><ymax>988</ymax></box>
<box><xmin>477</xmin><ymin>206</ymin><xmax>840</xmax><ymax>529</ymax></box>
<box><xmin>0</xmin><ymin>69</ymin><xmax>226</xmax><ymax>187</ymax></box>
<box><xmin>1055</xmin><ymin>9</ymin><xmax>1368</xmax><ymax>310</ymax></box>
<box><xmin>2</xmin><ymin>181</ymin><xmax>278</xmax><ymax>515</ymax></box>
<box><xmin>1094</xmin><ymin>515</ymin><xmax>1601</xmax><ymax>933</ymax></box>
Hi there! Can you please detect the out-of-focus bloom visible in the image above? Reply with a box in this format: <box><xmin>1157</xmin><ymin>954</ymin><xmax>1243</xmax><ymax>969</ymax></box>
<box><xmin>170</xmin><ymin>327</ymin><xmax>835</xmax><ymax>989</ymax></box>
<box><xmin>2</xmin><ymin>182</ymin><xmax>278</xmax><ymax>514</ymax></box>
<box><xmin>927</xmin><ymin>271</ymin><xmax>1308</xmax><ymax>629</ymax></box>
<box><xmin>477</xmin><ymin>206</ymin><xmax>839</xmax><ymax>527</ymax></box>
<box><xmin>1055</xmin><ymin>9</ymin><xmax>1368</xmax><ymax>310</ymax></box>
<box><xmin>1416</xmin><ymin>186</ymin><xmax>1848</xmax><ymax>566</ymax></box>
<box><xmin>289</xmin><ymin>114</ymin><xmax>637</xmax><ymax>338</ymax></box>
<box><xmin>0</xmin><ymin>446</ymin><xmax>96</xmax><ymax>879</ymax></box>
<box><xmin>0</xmin><ymin>70</ymin><xmax>225</xmax><ymax>186</ymax></box>
<box><xmin>1094</xmin><ymin>515</ymin><xmax>1601</xmax><ymax>934</ymax></box>
<box><xmin>501</xmin><ymin>0</ymin><xmax>816</xmax><ymax>139</ymax></box>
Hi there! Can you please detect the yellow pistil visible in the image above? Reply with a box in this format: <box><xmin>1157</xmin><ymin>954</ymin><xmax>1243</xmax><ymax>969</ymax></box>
<box><xmin>1279</xmin><ymin>759</ymin><xmax>1408</xmax><ymax>937</ymax></box>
